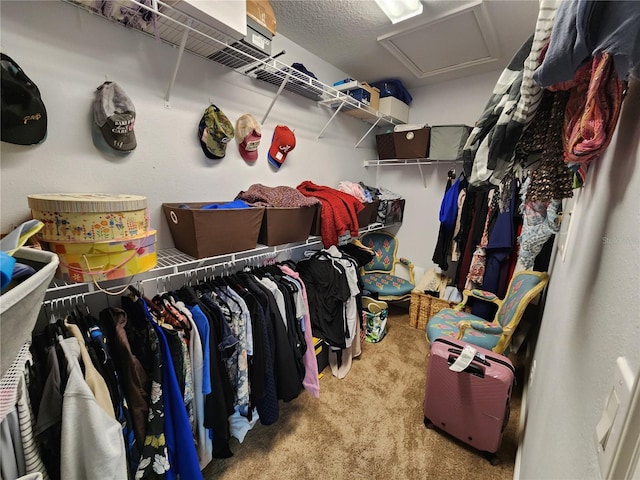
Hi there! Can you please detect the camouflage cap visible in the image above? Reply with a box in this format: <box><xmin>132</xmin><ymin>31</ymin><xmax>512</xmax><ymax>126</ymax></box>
<box><xmin>198</xmin><ymin>104</ymin><xmax>234</xmax><ymax>159</ymax></box>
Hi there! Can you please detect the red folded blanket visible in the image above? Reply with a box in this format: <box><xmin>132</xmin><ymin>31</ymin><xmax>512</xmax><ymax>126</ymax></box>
<box><xmin>296</xmin><ymin>181</ymin><xmax>363</xmax><ymax>247</ymax></box>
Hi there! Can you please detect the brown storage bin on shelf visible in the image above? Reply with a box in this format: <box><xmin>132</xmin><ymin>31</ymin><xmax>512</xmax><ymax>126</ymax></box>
<box><xmin>310</xmin><ymin>204</ymin><xmax>322</xmax><ymax>237</ymax></box>
<box><xmin>162</xmin><ymin>203</ymin><xmax>265</xmax><ymax>259</ymax></box>
<box><xmin>258</xmin><ymin>206</ymin><xmax>317</xmax><ymax>246</ymax></box>
<box><xmin>375</xmin><ymin>132</ymin><xmax>396</xmax><ymax>159</ymax></box>
<box><xmin>375</xmin><ymin>128</ymin><xmax>430</xmax><ymax>159</ymax></box>
<box><xmin>409</xmin><ymin>292</ymin><xmax>471</xmax><ymax>330</ymax></box>
<box><xmin>356</xmin><ymin>200</ymin><xmax>380</xmax><ymax>227</ymax></box>
<box><xmin>393</xmin><ymin>127</ymin><xmax>430</xmax><ymax>159</ymax></box>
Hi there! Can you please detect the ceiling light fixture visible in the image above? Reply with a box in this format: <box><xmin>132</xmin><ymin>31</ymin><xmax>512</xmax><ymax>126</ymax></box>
<box><xmin>374</xmin><ymin>0</ymin><xmax>423</xmax><ymax>24</ymax></box>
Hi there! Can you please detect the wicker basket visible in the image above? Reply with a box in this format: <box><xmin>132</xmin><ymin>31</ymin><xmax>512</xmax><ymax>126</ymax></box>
<box><xmin>408</xmin><ymin>291</ymin><xmax>470</xmax><ymax>330</ymax></box>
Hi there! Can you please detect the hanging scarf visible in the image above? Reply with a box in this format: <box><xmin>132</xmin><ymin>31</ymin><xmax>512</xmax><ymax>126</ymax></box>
<box><xmin>550</xmin><ymin>52</ymin><xmax>627</xmax><ymax>185</ymax></box>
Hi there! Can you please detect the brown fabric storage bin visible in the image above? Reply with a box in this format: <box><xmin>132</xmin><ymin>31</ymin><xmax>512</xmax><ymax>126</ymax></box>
<box><xmin>162</xmin><ymin>203</ymin><xmax>265</xmax><ymax>259</ymax></box>
<box><xmin>429</xmin><ymin>125</ymin><xmax>472</xmax><ymax>160</ymax></box>
<box><xmin>375</xmin><ymin>132</ymin><xmax>396</xmax><ymax>159</ymax></box>
<box><xmin>309</xmin><ymin>204</ymin><xmax>323</xmax><ymax>236</ymax></box>
<box><xmin>393</xmin><ymin>127</ymin><xmax>430</xmax><ymax>159</ymax></box>
<box><xmin>356</xmin><ymin>200</ymin><xmax>380</xmax><ymax>227</ymax></box>
<box><xmin>409</xmin><ymin>292</ymin><xmax>471</xmax><ymax>330</ymax></box>
<box><xmin>375</xmin><ymin>128</ymin><xmax>431</xmax><ymax>160</ymax></box>
<box><xmin>258</xmin><ymin>205</ymin><xmax>317</xmax><ymax>246</ymax></box>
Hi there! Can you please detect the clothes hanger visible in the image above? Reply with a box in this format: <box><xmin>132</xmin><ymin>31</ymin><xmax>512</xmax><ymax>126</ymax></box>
<box><xmin>128</xmin><ymin>285</ymin><xmax>166</xmax><ymax>325</ymax></box>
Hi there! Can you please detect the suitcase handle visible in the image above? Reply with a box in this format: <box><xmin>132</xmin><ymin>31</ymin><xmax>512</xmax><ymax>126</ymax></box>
<box><xmin>447</xmin><ymin>354</ymin><xmax>485</xmax><ymax>378</ymax></box>
<box><xmin>447</xmin><ymin>347</ymin><xmax>490</xmax><ymax>366</ymax></box>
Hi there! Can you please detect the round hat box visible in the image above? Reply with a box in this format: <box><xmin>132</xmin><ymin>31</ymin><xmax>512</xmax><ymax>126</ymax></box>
<box><xmin>28</xmin><ymin>193</ymin><xmax>149</xmax><ymax>243</ymax></box>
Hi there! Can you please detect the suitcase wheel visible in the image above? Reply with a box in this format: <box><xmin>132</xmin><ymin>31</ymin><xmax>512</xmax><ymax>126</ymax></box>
<box><xmin>484</xmin><ymin>452</ymin><xmax>500</xmax><ymax>466</ymax></box>
<box><xmin>423</xmin><ymin>417</ymin><xmax>435</xmax><ymax>429</ymax></box>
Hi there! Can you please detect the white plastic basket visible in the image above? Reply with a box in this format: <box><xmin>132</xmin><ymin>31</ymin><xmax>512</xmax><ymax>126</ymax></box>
<box><xmin>0</xmin><ymin>247</ymin><xmax>58</xmax><ymax>376</ymax></box>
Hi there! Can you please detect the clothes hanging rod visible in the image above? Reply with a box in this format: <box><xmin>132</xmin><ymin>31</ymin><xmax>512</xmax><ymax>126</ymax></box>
<box><xmin>43</xmin><ymin>241</ymin><xmax>313</xmax><ymax>302</ymax></box>
<box><xmin>42</xmin><ymin>222</ymin><xmax>387</xmax><ymax>302</ymax></box>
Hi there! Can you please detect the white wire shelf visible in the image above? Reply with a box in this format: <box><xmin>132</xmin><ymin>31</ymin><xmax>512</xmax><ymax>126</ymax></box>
<box><xmin>60</xmin><ymin>0</ymin><xmax>401</xmax><ymax>139</ymax></box>
<box><xmin>364</xmin><ymin>158</ymin><xmax>463</xmax><ymax>167</ymax></box>
<box><xmin>42</xmin><ymin>222</ymin><xmax>388</xmax><ymax>301</ymax></box>
<box><xmin>364</xmin><ymin>158</ymin><xmax>463</xmax><ymax>188</ymax></box>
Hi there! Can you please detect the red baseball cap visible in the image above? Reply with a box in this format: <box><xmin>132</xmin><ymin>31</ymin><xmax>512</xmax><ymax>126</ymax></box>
<box><xmin>268</xmin><ymin>125</ymin><xmax>296</xmax><ymax>169</ymax></box>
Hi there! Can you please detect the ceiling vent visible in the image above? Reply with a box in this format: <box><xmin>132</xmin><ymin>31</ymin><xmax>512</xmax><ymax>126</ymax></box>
<box><xmin>377</xmin><ymin>1</ymin><xmax>501</xmax><ymax>80</ymax></box>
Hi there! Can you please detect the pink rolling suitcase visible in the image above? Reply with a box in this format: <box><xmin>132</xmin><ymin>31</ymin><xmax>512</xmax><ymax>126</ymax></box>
<box><xmin>423</xmin><ymin>338</ymin><xmax>515</xmax><ymax>463</ymax></box>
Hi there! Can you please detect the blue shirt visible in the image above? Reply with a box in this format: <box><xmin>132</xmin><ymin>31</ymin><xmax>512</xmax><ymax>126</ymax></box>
<box><xmin>188</xmin><ymin>305</ymin><xmax>212</xmax><ymax>396</ymax></box>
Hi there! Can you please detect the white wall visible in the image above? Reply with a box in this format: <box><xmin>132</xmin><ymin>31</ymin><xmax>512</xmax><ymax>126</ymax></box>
<box><xmin>0</xmin><ymin>0</ymin><xmax>382</xmax><ymax>250</ymax></box>
<box><xmin>519</xmin><ymin>79</ymin><xmax>640</xmax><ymax>479</ymax></box>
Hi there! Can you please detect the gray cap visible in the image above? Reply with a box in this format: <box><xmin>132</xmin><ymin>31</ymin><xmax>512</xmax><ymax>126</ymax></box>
<box><xmin>93</xmin><ymin>81</ymin><xmax>137</xmax><ymax>152</ymax></box>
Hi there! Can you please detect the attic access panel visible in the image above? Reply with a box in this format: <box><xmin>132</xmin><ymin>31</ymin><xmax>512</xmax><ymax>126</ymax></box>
<box><xmin>377</xmin><ymin>1</ymin><xmax>500</xmax><ymax>79</ymax></box>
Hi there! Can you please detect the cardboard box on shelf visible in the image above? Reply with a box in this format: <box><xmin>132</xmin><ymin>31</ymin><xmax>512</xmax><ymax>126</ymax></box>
<box><xmin>344</xmin><ymin>82</ymin><xmax>381</xmax><ymax>120</ymax></box>
<box><xmin>246</xmin><ymin>0</ymin><xmax>276</xmax><ymax>36</ymax></box>
<box><xmin>162</xmin><ymin>203</ymin><xmax>265</xmax><ymax>259</ymax></box>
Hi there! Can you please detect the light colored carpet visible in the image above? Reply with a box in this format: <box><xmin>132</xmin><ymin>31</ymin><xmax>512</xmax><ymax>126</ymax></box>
<box><xmin>203</xmin><ymin>308</ymin><xmax>522</xmax><ymax>480</ymax></box>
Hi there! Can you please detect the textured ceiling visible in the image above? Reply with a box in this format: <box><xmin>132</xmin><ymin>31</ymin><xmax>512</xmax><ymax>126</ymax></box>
<box><xmin>270</xmin><ymin>0</ymin><xmax>540</xmax><ymax>89</ymax></box>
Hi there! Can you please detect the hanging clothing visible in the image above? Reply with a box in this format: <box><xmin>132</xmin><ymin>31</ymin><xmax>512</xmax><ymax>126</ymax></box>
<box><xmin>474</xmin><ymin>181</ymin><xmax>519</xmax><ymax>319</ymax></box>
<box><xmin>533</xmin><ymin>0</ymin><xmax>640</xmax><ymax>88</ymax></box>
<box><xmin>140</xmin><ymin>299</ymin><xmax>202</xmax><ymax>480</ymax></box>
<box><xmin>433</xmin><ymin>176</ymin><xmax>464</xmax><ymax>271</ymax></box>
<box><xmin>0</xmin><ymin>343</ymin><xmax>49</xmax><ymax>480</ymax></box>
<box><xmin>516</xmin><ymin>90</ymin><xmax>574</xmax><ymax>203</ymax></box>
<box><xmin>176</xmin><ymin>286</ymin><xmax>235</xmax><ymax>459</ymax></box>
<box><xmin>58</xmin><ymin>336</ymin><xmax>127</xmax><ymax>480</ymax></box>
<box><xmin>236</xmin><ymin>273</ymin><xmax>279</xmax><ymax>425</ymax></box>
<box><xmin>297</xmin><ymin>251</ymin><xmax>351</xmax><ymax>349</ymax></box>
<box><xmin>463</xmin><ymin>35</ymin><xmax>534</xmax><ymax>187</ymax></box>
<box><xmin>170</xmin><ymin>298</ymin><xmax>211</xmax><ymax>469</ymax></box>
<box><xmin>279</xmin><ymin>265</ymin><xmax>320</xmax><ymax>398</ymax></box>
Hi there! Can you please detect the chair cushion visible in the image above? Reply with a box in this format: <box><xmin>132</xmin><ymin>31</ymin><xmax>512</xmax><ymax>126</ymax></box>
<box><xmin>426</xmin><ymin>308</ymin><xmax>500</xmax><ymax>351</ymax></box>
<box><xmin>362</xmin><ymin>273</ymin><xmax>414</xmax><ymax>296</ymax></box>
<box><xmin>363</xmin><ymin>233</ymin><xmax>396</xmax><ymax>272</ymax></box>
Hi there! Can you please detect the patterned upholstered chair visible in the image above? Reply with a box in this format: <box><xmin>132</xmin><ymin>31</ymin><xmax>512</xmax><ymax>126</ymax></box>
<box><xmin>360</xmin><ymin>231</ymin><xmax>415</xmax><ymax>302</ymax></box>
<box><xmin>426</xmin><ymin>270</ymin><xmax>549</xmax><ymax>354</ymax></box>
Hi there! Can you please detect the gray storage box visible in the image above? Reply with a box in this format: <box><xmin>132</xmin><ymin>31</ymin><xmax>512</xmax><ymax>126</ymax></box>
<box><xmin>429</xmin><ymin>125</ymin><xmax>472</xmax><ymax>160</ymax></box>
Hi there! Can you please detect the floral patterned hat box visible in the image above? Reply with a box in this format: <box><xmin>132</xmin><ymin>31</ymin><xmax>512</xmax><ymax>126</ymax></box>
<box><xmin>27</xmin><ymin>193</ymin><xmax>150</xmax><ymax>242</ymax></box>
<box><xmin>27</xmin><ymin>193</ymin><xmax>156</xmax><ymax>282</ymax></box>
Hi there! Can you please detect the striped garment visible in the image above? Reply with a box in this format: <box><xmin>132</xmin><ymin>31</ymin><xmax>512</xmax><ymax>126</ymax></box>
<box><xmin>463</xmin><ymin>36</ymin><xmax>533</xmax><ymax>188</ymax></box>
<box><xmin>0</xmin><ymin>342</ymin><xmax>50</xmax><ymax>479</ymax></box>
<box><xmin>513</xmin><ymin>0</ymin><xmax>561</xmax><ymax>127</ymax></box>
